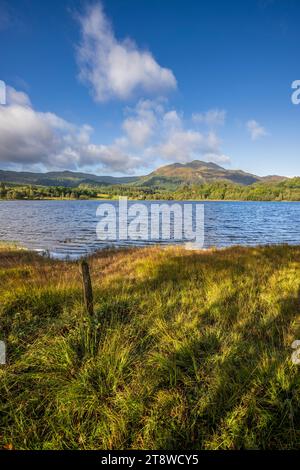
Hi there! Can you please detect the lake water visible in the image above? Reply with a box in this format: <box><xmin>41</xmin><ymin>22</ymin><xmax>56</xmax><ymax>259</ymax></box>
<box><xmin>0</xmin><ymin>200</ymin><xmax>299</xmax><ymax>259</ymax></box>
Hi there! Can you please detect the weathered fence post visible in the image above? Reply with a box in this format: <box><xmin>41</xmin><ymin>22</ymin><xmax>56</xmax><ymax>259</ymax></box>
<box><xmin>80</xmin><ymin>259</ymin><xmax>94</xmax><ymax>317</ymax></box>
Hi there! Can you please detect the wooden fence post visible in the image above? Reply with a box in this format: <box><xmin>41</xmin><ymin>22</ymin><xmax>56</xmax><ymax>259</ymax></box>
<box><xmin>80</xmin><ymin>259</ymin><xmax>94</xmax><ymax>317</ymax></box>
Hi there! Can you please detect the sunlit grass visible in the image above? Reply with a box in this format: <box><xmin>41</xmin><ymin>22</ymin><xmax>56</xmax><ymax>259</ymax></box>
<box><xmin>0</xmin><ymin>243</ymin><xmax>300</xmax><ymax>449</ymax></box>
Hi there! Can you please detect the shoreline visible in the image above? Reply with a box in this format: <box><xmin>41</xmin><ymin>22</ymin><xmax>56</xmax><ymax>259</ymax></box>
<box><xmin>1</xmin><ymin>197</ymin><xmax>300</xmax><ymax>202</ymax></box>
<box><xmin>1</xmin><ymin>240</ymin><xmax>299</xmax><ymax>262</ymax></box>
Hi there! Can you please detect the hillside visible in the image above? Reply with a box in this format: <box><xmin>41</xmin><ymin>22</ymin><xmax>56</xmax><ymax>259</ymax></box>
<box><xmin>0</xmin><ymin>170</ymin><xmax>138</xmax><ymax>188</ymax></box>
<box><xmin>140</xmin><ymin>161</ymin><xmax>264</xmax><ymax>186</ymax></box>
<box><xmin>1</xmin><ymin>161</ymin><xmax>298</xmax><ymax>201</ymax></box>
<box><xmin>0</xmin><ymin>161</ymin><xmax>288</xmax><ymax>189</ymax></box>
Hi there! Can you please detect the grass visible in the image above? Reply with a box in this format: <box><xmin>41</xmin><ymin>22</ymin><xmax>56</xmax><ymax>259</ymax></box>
<box><xmin>0</xmin><ymin>243</ymin><xmax>300</xmax><ymax>449</ymax></box>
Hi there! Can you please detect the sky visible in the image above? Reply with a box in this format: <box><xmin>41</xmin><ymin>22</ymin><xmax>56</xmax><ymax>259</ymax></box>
<box><xmin>0</xmin><ymin>0</ymin><xmax>299</xmax><ymax>177</ymax></box>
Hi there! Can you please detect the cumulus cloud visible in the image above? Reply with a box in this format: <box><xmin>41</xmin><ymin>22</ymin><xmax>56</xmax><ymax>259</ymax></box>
<box><xmin>154</xmin><ymin>128</ymin><xmax>230</xmax><ymax>164</ymax></box>
<box><xmin>246</xmin><ymin>119</ymin><xmax>268</xmax><ymax>141</ymax></box>
<box><xmin>0</xmin><ymin>87</ymin><xmax>142</xmax><ymax>173</ymax></box>
<box><xmin>0</xmin><ymin>5</ymin><xmax>233</xmax><ymax>174</ymax></box>
<box><xmin>6</xmin><ymin>86</ymin><xmax>32</xmax><ymax>107</ymax></box>
<box><xmin>124</xmin><ymin>100</ymin><xmax>230</xmax><ymax>165</ymax></box>
<box><xmin>192</xmin><ymin>109</ymin><xmax>226</xmax><ymax>127</ymax></box>
<box><xmin>0</xmin><ymin>104</ymin><xmax>61</xmax><ymax>166</ymax></box>
<box><xmin>0</xmin><ymin>85</ymin><xmax>230</xmax><ymax>173</ymax></box>
<box><xmin>122</xmin><ymin>99</ymin><xmax>160</xmax><ymax>147</ymax></box>
<box><xmin>76</xmin><ymin>3</ymin><xmax>177</xmax><ymax>102</ymax></box>
<box><xmin>122</xmin><ymin>118</ymin><xmax>154</xmax><ymax>148</ymax></box>
<box><xmin>163</xmin><ymin>110</ymin><xmax>182</xmax><ymax>129</ymax></box>
<box><xmin>78</xmin><ymin>143</ymin><xmax>141</xmax><ymax>172</ymax></box>
<box><xmin>157</xmin><ymin>129</ymin><xmax>204</xmax><ymax>161</ymax></box>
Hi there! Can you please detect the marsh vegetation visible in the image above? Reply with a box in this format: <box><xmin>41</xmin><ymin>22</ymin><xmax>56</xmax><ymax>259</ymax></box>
<box><xmin>0</xmin><ymin>243</ymin><xmax>300</xmax><ymax>449</ymax></box>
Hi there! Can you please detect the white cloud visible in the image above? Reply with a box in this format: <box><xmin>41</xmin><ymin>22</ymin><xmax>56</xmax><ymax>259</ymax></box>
<box><xmin>201</xmin><ymin>153</ymin><xmax>231</xmax><ymax>164</ymax></box>
<box><xmin>79</xmin><ymin>144</ymin><xmax>141</xmax><ymax>171</ymax></box>
<box><xmin>77</xmin><ymin>3</ymin><xmax>177</xmax><ymax>102</ymax></box>
<box><xmin>122</xmin><ymin>99</ymin><xmax>159</xmax><ymax>147</ymax></box>
<box><xmin>246</xmin><ymin>119</ymin><xmax>268</xmax><ymax>141</ymax></box>
<box><xmin>157</xmin><ymin>130</ymin><xmax>203</xmax><ymax>161</ymax></box>
<box><xmin>192</xmin><ymin>109</ymin><xmax>226</xmax><ymax>127</ymax></box>
<box><xmin>0</xmin><ymin>86</ymin><xmax>230</xmax><ymax>173</ymax></box>
<box><xmin>7</xmin><ymin>86</ymin><xmax>32</xmax><ymax>107</ymax></box>
<box><xmin>154</xmin><ymin>128</ymin><xmax>229</xmax><ymax>164</ymax></box>
<box><xmin>0</xmin><ymin>87</ymin><xmax>141</xmax><ymax>173</ymax></box>
<box><xmin>163</xmin><ymin>110</ymin><xmax>182</xmax><ymax>129</ymax></box>
<box><xmin>122</xmin><ymin>118</ymin><xmax>154</xmax><ymax>147</ymax></box>
<box><xmin>0</xmin><ymin>104</ymin><xmax>64</xmax><ymax>166</ymax></box>
<box><xmin>124</xmin><ymin>100</ymin><xmax>230</xmax><ymax>165</ymax></box>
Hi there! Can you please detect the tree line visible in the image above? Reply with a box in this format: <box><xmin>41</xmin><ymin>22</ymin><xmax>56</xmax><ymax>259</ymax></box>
<box><xmin>0</xmin><ymin>178</ymin><xmax>299</xmax><ymax>201</ymax></box>
<box><xmin>0</xmin><ymin>183</ymin><xmax>98</xmax><ymax>200</ymax></box>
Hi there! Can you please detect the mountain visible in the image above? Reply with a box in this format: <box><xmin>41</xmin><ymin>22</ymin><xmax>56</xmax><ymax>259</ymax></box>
<box><xmin>0</xmin><ymin>170</ymin><xmax>139</xmax><ymax>187</ymax></box>
<box><xmin>0</xmin><ymin>161</ymin><xmax>288</xmax><ymax>188</ymax></box>
<box><xmin>139</xmin><ymin>161</ymin><xmax>259</xmax><ymax>186</ymax></box>
<box><xmin>138</xmin><ymin>161</ymin><xmax>287</xmax><ymax>187</ymax></box>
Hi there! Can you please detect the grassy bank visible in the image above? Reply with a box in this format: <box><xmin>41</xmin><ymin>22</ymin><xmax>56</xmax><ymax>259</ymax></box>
<box><xmin>0</xmin><ymin>243</ymin><xmax>300</xmax><ymax>449</ymax></box>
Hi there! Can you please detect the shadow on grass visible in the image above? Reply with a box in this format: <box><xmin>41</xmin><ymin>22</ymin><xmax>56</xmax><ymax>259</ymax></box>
<box><xmin>0</xmin><ymin>245</ymin><xmax>300</xmax><ymax>449</ymax></box>
<box><xmin>155</xmin><ymin>287</ymin><xmax>300</xmax><ymax>449</ymax></box>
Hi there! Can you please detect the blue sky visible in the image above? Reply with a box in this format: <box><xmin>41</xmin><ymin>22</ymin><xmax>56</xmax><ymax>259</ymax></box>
<box><xmin>0</xmin><ymin>0</ymin><xmax>299</xmax><ymax>176</ymax></box>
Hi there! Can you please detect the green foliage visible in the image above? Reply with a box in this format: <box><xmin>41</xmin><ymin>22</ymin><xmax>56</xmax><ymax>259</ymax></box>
<box><xmin>173</xmin><ymin>178</ymin><xmax>300</xmax><ymax>201</ymax></box>
<box><xmin>0</xmin><ymin>183</ymin><xmax>98</xmax><ymax>200</ymax></box>
<box><xmin>0</xmin><ymin>177</ymin><xmax>299</xmax><ymax>201</ymax></box>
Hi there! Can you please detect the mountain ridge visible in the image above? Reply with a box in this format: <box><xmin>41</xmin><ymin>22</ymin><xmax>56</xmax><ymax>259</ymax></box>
<box><xmin>0</xmin><ymin>161</ymin><xmax>289</xmax><ymax>188</ymax></box>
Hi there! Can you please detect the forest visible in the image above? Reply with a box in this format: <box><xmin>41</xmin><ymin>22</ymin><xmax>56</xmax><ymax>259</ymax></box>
<box><xmin>0</xmin><ymin>178</ymin><xmax>299</xmax><ymax>201</ymax></box>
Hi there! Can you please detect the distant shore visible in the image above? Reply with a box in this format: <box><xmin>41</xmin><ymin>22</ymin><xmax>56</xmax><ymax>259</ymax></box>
<box><xmin>1</xmin><ymin>174</ymin><xmax>299</xmax><ymax>202</ymax></box>
<box><xmin>1</xmin><ymin>196</ymin><xmax>300</xmax><ymax>202</ymax></box>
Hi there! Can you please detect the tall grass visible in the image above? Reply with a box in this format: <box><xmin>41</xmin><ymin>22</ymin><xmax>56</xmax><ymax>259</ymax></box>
<box><xmin>0</xmin><ymin>243</ymin><xmax>300</xmax><ymax>449</ymax></box>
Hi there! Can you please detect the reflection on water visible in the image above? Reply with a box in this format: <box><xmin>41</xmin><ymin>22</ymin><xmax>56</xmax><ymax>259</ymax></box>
<box><xmin>0</xmin><ymin>200</ymin><xmax>299</xmax><ymax>259</ymax></box>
